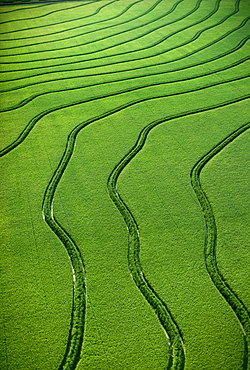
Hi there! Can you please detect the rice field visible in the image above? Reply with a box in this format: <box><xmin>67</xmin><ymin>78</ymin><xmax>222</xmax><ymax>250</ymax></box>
<box><xmin>0</xmin><ymin>0</ymin><xmax>249</xmax><ymax>369</ymax></box>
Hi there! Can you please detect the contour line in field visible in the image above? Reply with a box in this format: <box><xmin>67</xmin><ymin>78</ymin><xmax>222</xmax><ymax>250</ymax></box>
<box><xmin>1</xmin><ymin>75</ymin><xmax>249</xmax><ymax>156</ymax></box>
<box><xmin>191</xmin><ymin>122</ymin><xmax>250</xmax><ymax>370</ymax></box>
<box><xmin>1</xmin><ymin>54</ymin><xmax>248</xmax><ymax>111</ymax></box>
<box><xmin>1</xmin><ymin>96</ymin><xmax>249</xmax><ymax>369</ymax></box>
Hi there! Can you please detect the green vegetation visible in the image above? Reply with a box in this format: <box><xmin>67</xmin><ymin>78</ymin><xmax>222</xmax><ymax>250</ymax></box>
<box><xmin>191</xmin><ymin>123</ymin><xmax>250</xmax><ymax>368</ymax></box>
<box><xmin>202</xmin><ymin>130</ymin><xmax>250</xmax><ymax>310</ymax></box>
<box><xmin>42</xmin><ymin>129</ymin><xmax>87</xmax><ymax>370</ymax></box>
<box><xmin>0</xmin><ymin>0</ymin><xmax>249</xmax><ymax>369</ymax></box>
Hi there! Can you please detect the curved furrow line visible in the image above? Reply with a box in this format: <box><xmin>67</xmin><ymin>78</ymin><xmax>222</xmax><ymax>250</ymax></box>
<box><xmin>1</xmin><ymin>0</ymin><xmax>226</xmax><ymax>63</ymax></box>
<box><xmin>39</xmin><ymin>66</ymin><xmax>120</xmax><ymax>366</ymax></box>
<box><xmin>107</xmin><ymin>126</ymin><xmax>186</xmax><ymax>370</ymax></box>
<box><xmin>0</xmin><ymin>0</ymin><xmax>161</xmax><ymax>43</ymax></box>
<box><xmin>1</xmin><ymin>74</ymin><xmax>248</xmax><ymax>367</ymax></box>
<box><xmin>1</xmin><ymin>55</ymin><xmax>248</xmax><ymax>112</ymax></box>
<box><xmin>190</xmin><ymin>122</ymin><xmax>250</xmax><ymax>370</ymax></box>
<box><xmin>0</xmin><ymin>0</ymin><xmax>182</xmax><ymax>52</ymax></box>
<box><xmin>0</xmin><ymin>70</ymin><xmax>248</xmax><ymax>156</ymax></box>
<box><xmin>1</xmin><ymin>2</ymin><xmax>249</xmax><ymax>369</ymax></box>
<box><xmin>42</xmin><ymin>165</ymin><xmax>86</xmax><ymax>370</ymax></box>
<box><xmin>1</xmin><ymin>9</ymin><xmax>247</xmax><ymax>83</ymax></box>
<box><xmin>0</xmin><ymin>0</ymin><xmax>97</xmax><ymax>26</ymax></box>
<box><xmin>1</xmin><ymin>35</ymin><xmax>248</xmax><ymax>93</ymax></box>
<box><xmin>0</xmin><ymin>70</ymin><xmax>249</xmax><ymax>157</ymax></box>
<box><xmin>0</xmin><ymin>3</ymin><xmax>47</xmax><ymax>13</ymax></box>
<box><xmin>40</xmin><ymin>97</ymin><xmax>250</xmax><ymax>370</ymax></box>
<box><xmin>0</xmin><ymin>0</ymin><xmax>139</xmax><ymax>35</ymax></box>
<box><xmin>0</xmin><ymin>0</ymin><xmax>202</xmax><ymax>58</ymax></box>
<box><xmin>2</xmin><ymin>96</ymin><xmax>247</xmax><ymax>368</ymax></box>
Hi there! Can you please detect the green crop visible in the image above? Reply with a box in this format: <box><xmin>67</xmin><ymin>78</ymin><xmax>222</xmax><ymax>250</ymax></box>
<box><xmin>0</xmin><ymin>0</ymin><xmax>249</xmax><ymax>369</ymax></box>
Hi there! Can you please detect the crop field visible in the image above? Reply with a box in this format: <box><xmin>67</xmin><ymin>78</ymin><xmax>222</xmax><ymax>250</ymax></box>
<box><xmin>0</xmin><ymin>0</ymin><xmax>249</xmax><ymax>369</ymax></box>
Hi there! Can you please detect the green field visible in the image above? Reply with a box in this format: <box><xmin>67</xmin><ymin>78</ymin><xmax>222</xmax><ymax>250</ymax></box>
<box><xmin>0</xmin><ymin>0</ymin><xmax>249</xmax><ymax>369</ymax></box>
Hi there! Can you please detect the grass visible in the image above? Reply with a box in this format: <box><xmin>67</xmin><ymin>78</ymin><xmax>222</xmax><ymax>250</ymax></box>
<box><xmin>0</xmin><ymin>0</ymin><xmax>249</xmax><ymax>369</ymax></box>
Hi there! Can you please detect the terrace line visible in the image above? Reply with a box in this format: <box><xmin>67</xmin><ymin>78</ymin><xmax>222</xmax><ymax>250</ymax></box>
<box><xmin>191</xmin><ymin>122</ymin><xmax>250</xmax><ymax>370</ymax></box>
